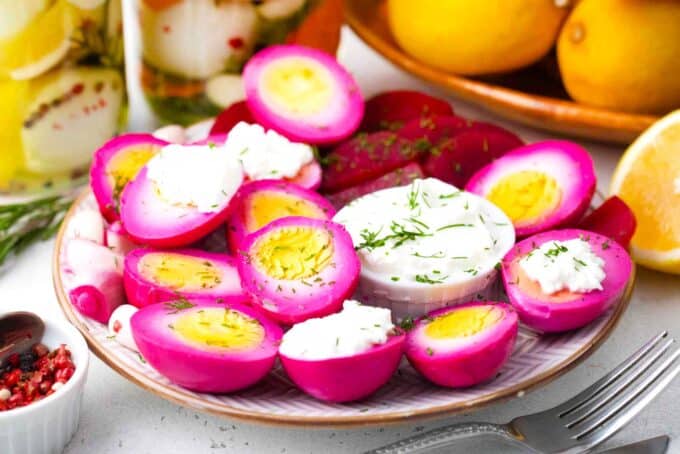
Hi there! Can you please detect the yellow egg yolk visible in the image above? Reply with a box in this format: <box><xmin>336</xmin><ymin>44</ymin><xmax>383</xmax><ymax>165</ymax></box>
<box><xmin>425</xmin><ymin>306</ymin><xmax>504</xmax><ymax>340</ymax></box>
<box><xmin>139</xmin><ymin>253</ymin><xmax>223</xmax><ymax>290</ymax></box>
<box><xmin>486</xmin><ymin>170</ymin><xmax>562</xmax><ymax>226</ymax></box>
<box><xmin>262</xmin><ymin>56</ymin><xmax>333</xmax><ymax>117</ymax></box>
<box><xmin>173</xmin><ymin>308</ymin><xmax>264</xmax><ymax>350</ymax></box>
<box><xmin>253</xmin><ymin>226</ymin><xmax>333</xmax><ymax>280</ymax></box>
<box><xmin>107</xmin><ymin>145</ymin><xmax>159</xmax><ymax>199</ymax></box>
<box><xmin>246</xmin><ymin>192</ymin><xmax>326</xmax><ymax>233</ymax></box>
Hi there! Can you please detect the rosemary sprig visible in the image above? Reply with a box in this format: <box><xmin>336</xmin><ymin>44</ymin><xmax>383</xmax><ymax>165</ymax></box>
<box><xmin>0</xmin><ymin>195</ymin><xmax>73</xmax><ymax>266</ymax></box>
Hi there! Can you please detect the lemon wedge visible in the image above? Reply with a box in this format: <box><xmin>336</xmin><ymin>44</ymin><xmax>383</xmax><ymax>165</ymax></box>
<box><xmin>0</xmin><ymin>0</ymin><xmax>75</xmax><ymax>80</ymax></box>
<box><xmin>610</xmin><ymin>110</ymin><xmax>680</xmax><ymax>274</ymax></box>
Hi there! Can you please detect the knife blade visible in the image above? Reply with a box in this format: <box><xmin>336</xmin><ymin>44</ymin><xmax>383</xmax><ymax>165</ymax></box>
<box><xmin>598</xmin><ymin>436</ymin><xmax>670</xmax><ymax>454</ymax></box>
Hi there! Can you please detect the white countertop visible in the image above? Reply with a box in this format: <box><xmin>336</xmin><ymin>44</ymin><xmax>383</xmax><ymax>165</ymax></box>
<box><xmin>2</xmin><ymin>27</ymin><xmax>679</xmax><ymax>454</ymax></box>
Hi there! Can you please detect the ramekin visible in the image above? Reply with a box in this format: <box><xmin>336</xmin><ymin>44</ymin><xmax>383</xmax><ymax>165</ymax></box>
<box><xmin>0</xmin><ymin>315</ymin><xmax>89</xmax><ymax>454</ymax></box>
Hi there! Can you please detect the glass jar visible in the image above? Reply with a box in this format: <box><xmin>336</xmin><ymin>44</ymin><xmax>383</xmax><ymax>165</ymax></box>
<box><xmin>137</xmin><ymin>0</ymin><xmax>343</xmax><ymax>126</ymax></box>
<box><xmin>0</xmin><ymin>0</ymin><xmax>127</xmax><ymax>196</ymax></box>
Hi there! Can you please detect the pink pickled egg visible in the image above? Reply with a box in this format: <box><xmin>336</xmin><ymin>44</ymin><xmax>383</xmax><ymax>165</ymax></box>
<box><xmin>237</xmin><ymin>217</ymin><xmax>360</xmax><ymax>325</ymax></box>
<box><xmin>90</xmin><ymin>134</ymin><xmax>168</xmax><ymax>222</ymax></box>
<box><xmin>119</xmin><ymin>145</ymin><xmax>243</xmax><ymax>248</ymax></box>
<box><xmin>279</xmin><ymin>301</ymin><xmax>404</xmax><ymax>402</ymax></box>
<box><xmin>123</xmin><ymin>248</ymin><xmax>249</xmax><ymax>308</ymax></box>
<box><xmin>465</xmin><ymin>140</ymin><xmax>596</xmax><ymax>237</ymax></box>
<box><xmin>131</xmin><ymin>298</ymin><xmax>282</xmax><ymax>393</ymax></box>
<box><xmin>243</xmin><ymin>45</ymin><xmax>364</xmax><ymax>145</ymax></box>
<box><xmin>405</xmin><ymin>302</ymin><xmax>518</xmax><ymax>388</ymax></box>
<box><xmin>501</xmin><ymin>229</ymin><xmax>633</xmax><ymax>333</ymax></box>
<box><xmin>227</xmin><ymin>179</ymin><xmax>335</xmax><ymax>253</ymax></box>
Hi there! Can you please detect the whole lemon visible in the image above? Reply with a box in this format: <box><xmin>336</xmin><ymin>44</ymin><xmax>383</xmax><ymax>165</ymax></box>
<box><xmin>387</xmin><ymin>0</ymin><xmax>570</xmax><ymax>76</ymax></box>
<box><xmin>558</xmin><ymin>0</ymin><xmax>680</xmax><ymax>114</ymax></box>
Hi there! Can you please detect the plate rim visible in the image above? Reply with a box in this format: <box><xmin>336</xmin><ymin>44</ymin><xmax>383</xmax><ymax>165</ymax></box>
<box><xmin>52</xmin><ymin>189</ymin><xmax>635</xmax><ymax>427</ymax></box>
<box><xmin>343</xmin><ymin>0</ymin><xmax>658</xmax><ymax>145</ymax></box>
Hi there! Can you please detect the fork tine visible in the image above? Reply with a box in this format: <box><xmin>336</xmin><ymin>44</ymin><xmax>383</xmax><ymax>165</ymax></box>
<box><xmin>562</xmin><ymin>337</ymin><xmax>675</xmax><ymax>427</ymax></box>
<box><xmin>575</xmin><ymin>346</ymin><xmax>680</xmax><ymax>442</ymax></box>
<box><xmin>555</xmin><ymin>331</ymin><xmax>669</xmax><ymax>416</ymax></box>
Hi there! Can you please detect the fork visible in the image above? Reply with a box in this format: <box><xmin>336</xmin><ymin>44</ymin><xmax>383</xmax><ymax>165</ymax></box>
<box><xmin>367</xmin><ymin>331</ymin><xmax>680</xmax><ymax>454</ymax></box>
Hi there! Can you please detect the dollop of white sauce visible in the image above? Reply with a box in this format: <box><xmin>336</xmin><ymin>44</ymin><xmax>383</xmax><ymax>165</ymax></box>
<box><xmin>519</xmin><ymin>238</ymin><xmax>606</xmax><ymax>294</ymax></box>
<box><xmin>146</xmin><ymin>143</ymin><xmax>243</xmax><ymax>213</ymax></box>
<box><xmin>279</xmin><ymin>300</ymin><xmax>394</xmax><ymax>360</ymax></box>
<box><xmin>224</xmin><ymin>122</ymin><xmax>314</xmax><ymax>180</ymax></box>
<box><xmin>334</xmin><ymin>178</ymin><xmax>514</xmax><ymax>284</ymax></box>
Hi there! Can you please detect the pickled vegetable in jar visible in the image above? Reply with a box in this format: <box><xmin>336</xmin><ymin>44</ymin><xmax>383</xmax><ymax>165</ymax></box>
<box><xmin>138</xmin><ymin>0</ymin><xmax>342</xmax><ymax>125</ymax></box>
<box><xmin>0</xmin><ymin>0</ymin><xmax>127</xmax><ymax>196</ymax></box>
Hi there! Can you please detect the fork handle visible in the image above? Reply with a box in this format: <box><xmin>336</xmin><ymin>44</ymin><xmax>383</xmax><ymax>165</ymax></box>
<box><xmin>365</xmin><ymin>422</ymin><xmax>519</xmax><ymax>454</ymax></box>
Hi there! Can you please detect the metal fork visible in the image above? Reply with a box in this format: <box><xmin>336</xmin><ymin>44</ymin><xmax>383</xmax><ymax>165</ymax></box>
<box><xmin>367</xmin><ymin>331</ymin><xmax>680</xmax><ymax>454</ymax></box>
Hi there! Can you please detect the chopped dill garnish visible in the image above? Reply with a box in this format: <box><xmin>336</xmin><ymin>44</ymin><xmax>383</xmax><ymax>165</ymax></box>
<box><xmin>544</xmin><ymin>242</ymin><xmax>568</xmax><ymax>257</ymax></box>
<box><xmin>415</xmin><ymin>273</ymin><xmax>448</xmax><ymax>284</ymax></box>
<box><xmin>164</xmin><ymin>297</ymin><xmax>195</xmax><ymax>314</ymax></box>
<box><xmin>573</xmin><ymin>257</ymin><xmax>588</xmax><ymax>267</ymax></box>
<box><xmin>436</xmin><ymin>223</ymin><xmax>473</xmax><ymax>231</ymax></box>
<box><xmin>399</xmin><ymin>317</ymin><xmax>415</xmax><ymax>331</ymax></box>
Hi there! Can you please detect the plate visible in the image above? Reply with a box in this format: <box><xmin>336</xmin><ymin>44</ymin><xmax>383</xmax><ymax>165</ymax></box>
<box><xmin>344</xmin><ymin>0</ymin><xmax>658</xmax><ymax>145</ymax></box>
<box><xmin>52</xmin><ymin>190</ymin><xmax>634</xmax><ymax>426</ymax></box>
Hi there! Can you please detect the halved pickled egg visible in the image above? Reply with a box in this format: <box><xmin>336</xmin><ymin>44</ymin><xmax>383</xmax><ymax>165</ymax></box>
<box><xmin>501</xmin><ymin>229</ymin><xmax>633</xmax><ymax>333</ymax></box>
<box><xmin>279</xmin><ymin>300</ymin><xmax>404</xmax><ymax>402</ymax></box>
<box><xmin>227</xmin><ymin>179</ymin><xmax>335</xmax><ymax>253</ymax></box>
<box><xmin>90</xmin><ymin>134</ymin><xmax>168</xmax><ymax>222</ymax></box>
<box><xmin>131</xmin><ymin>298</ymin><xmax>282</xmax><ymax>393</ymax></box>
<box><xmin>119</xmin><ymin>143</ymin><xmax>243</xmax><ymax>247</ymax></box>
<box><xmin>243</xmin><ymin>45</ymin><xmax>363</xmax><ymax>144</ymax></box>
<box><xmin>465</xmin><ymin>141</ymin><xmax>596</xmax><ymax>237</ymax></box>
<box><xmin>237</xmin><ymin>217</ymin><xmax>360</xmax><ymax>324</ymax></box>
<box><xmin>123</xmin><ymin>248</ymin><xmax>248</xmax><ymax>308</ymax></box>
<box><xmin>405</xmin><ymin>302</ymin><xmax>518</xmax><ymax>388</ymax></box>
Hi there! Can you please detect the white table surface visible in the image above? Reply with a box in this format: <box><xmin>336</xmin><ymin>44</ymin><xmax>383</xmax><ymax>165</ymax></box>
<box><xmin>2</xmin><ymin>26</ymin><xmax>680</xmax><ymax>454</ymax></box>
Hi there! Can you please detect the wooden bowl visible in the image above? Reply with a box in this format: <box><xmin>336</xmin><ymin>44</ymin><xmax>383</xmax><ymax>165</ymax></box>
<box><xmin>344</xmin><ymin>0</ymin><xmax>658</xmax><ymax>145</ymax></box>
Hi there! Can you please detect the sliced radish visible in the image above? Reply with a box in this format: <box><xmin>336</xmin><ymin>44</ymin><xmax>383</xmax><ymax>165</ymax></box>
<box><xmin>243</xmin><ymin>45</ymin><xmax>363</xmax><ymax>144</ymax></box>
<box><xmin>104</xmin><ymin>221</ymin><xmax>139</xmax><ymax>255</ymax></box>
<box><xmin>421</xmin><ymin>127</ymin><xmax>524</xmax><ymax>187</ymax></box>
<box><xmin>321</xmin><ymin>131</ymin><xmax>421</xmax><ymax>193</ymax></box>
<box><xmin>227</xmin><ymin>180</ymin><xmax>335</xmax><ymax>253</ymax></box>
<box><xmin>579</xmin><ymin>196</ymin><xmax>637</xmax><ymax>249</ymax></box>
<box><xmin>63</xmin><ymin>238</ymin><xmax>125</xmax><ymax>324</ymax></box>
<box><xmin>360</xmin><ymin>90</ymin><xmax>453</xmax><ymax>132</ymax></box>
<box><xmin>405</xmin><ymin>302</ymin><xmax>518</xmax><ymax>388</ymax></box>
<box><xmin>279</xmin><ymin>301</ymin><xmax>404</xmax><ymax>402</ymax></box>
<box><xmin>209</xmin><ymin>101</ymin><xmax>256</xmax><ymax>135</ymax></box>
<box><xmin>119</xmin><ymin>144</ymin><xmax>243</xmax><ymax>248</ymax></box>
<box><xmin>466</xmin><ymin>141</ymin><xmax>596</xmax><ymax>238</ymax></box>
<box><xmin>237</xmin><ymin>217</ymin><xmax>360</xmax><ymax>325</ymax></box>
<box><xmin>326</xmin><ymin>162</ymin><xmax>425</xmax><ymax>209</ymax></box>
<box><xmin>90</xmin><ymin>134</ymin><xmax>168</xmax><ymax>222</ymax></box>
<box><xmin>131</xmin><ymin>298</ymin><xmax>282</xmax><ymax>393</ymax></box>
<box><xmin>501</xmin><ymin>229</ymin><xmax>633</xmax><ymax>333</ymax></box>
<box><xmin>124</xmin><ymin>248</ymin><xmax>248</xmax><ymax>308</ymax></box>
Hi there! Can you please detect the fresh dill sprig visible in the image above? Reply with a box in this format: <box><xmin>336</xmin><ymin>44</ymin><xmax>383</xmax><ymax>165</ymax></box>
<box><xmin>0</xmin><ymin>195</ymin><xmax>73</xmax><ymax>267</ymax></box>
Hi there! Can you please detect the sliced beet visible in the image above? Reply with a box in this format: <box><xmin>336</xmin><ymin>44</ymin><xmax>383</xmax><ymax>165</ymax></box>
<box><xmin>321</xmin><ymin>131</ymin><xmax>422</xmax><ymax>193</ymax></box>
<box><xmin>579</xmin><ymin>196</ymin><xmax>637</xmax><ymax>249</ymax></box>
<box><xmin>209</xmin><ymin>101</ymin><xmax>256</xmax><ymax>136</ymax></box>
<box><xmin>326</xmin><ymin>162</ymin><xmax>425</xmax><ymax>209</ymax></box>
<box><xmin>422</xmin><ymin>128</ymin><xmax>524</xmax><ymax>187</ymax></box>
<box><xmin>397</xmin><ymin>115</ymin><xmax>470</xmax><ymax>144</ymax></box>
<box><xmin>360</xmin><ymin>90</ymin><xmax>454</xmax><ymax>132</ymax></box>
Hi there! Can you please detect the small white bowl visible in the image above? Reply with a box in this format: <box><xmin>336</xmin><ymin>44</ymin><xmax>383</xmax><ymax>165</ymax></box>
<box><xmin>0</xmin><ymin>315</ymin><xmax>89</xmax><ymax>454</ymax></box>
